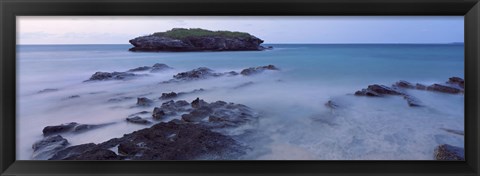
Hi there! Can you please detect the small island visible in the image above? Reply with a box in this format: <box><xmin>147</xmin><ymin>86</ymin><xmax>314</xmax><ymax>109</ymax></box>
<box><xmin>129</xmin><ymin>28</ymin><xmax>269</xmax><ymax>52</ymax></box>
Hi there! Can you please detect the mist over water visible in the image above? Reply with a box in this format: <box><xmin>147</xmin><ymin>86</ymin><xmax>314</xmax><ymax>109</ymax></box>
<box><xmin>17</xmin><ymin>44</ymin><xmax>464</xmax><ymax>160</ymax></box>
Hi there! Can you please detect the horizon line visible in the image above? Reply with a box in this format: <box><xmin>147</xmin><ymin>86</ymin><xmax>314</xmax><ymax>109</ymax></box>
<box><xmin>17</xmin><ymin>42</ymin><xmax>465</xmax><ymax>45</ymax></box>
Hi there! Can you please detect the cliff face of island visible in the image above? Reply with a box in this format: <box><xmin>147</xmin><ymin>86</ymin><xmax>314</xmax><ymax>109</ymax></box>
<box><xmin>129</xmin><ymin>28</ymin><xmax>266</xmax><ymax>52</ymax></box>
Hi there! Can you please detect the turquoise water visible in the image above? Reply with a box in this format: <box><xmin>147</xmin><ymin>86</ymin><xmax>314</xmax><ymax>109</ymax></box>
<box><xmin>17</xmin><ymin>44</ymin><xmax>464</xmax><ymax>160</ymax></box>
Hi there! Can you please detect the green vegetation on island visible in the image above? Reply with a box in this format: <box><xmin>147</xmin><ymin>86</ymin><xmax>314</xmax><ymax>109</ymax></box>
<box><xmin>152</xmin><ymin>28</ymin><xmax>252</xmax><ymax>40</ymax></box>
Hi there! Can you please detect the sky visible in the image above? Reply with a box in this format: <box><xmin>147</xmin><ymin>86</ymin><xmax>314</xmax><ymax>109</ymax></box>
<box><xmin>17</xmin><ymin>16</ymin><xmax>464</xmax><ymax>44</ymax></box>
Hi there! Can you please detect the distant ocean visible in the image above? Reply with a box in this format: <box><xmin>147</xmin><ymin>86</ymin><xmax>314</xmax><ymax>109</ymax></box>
<box><xmin>17</xmin><ymin>44</ymin><xmax>464</xmax><ymax>160</ymax></box>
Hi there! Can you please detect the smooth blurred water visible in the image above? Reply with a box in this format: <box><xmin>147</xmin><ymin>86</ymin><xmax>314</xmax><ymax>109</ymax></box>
<box><xmin>17</xmin><ymin>44</ymin><xmax>464</xmax><ymax>160</ymax></box>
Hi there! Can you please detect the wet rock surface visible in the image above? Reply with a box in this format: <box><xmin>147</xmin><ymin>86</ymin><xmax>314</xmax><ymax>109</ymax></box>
<box><xmin>434</xmin><ymin>144</ymin><xmax>464</xmax><ymax>160</ymax></box>
<box><xmin>50</xmin><ymin>121</ymin><xmax>245</xmax><ymax>160</ymax></box>
<box><xmin>127</xmin><ymin>63</ymin><xmax>172</xmax><ymax>73</ymax></box>
<box><xmin>32</xmin><ymin>135</ymin><xmax>69</xmax><ymax>160</ymax></box>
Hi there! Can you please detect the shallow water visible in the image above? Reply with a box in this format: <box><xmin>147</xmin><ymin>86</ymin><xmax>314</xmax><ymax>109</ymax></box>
<box><xmin>17</xmin><ymin>44</ymin><xmax>464</xmax><ymax>160</ymax></box>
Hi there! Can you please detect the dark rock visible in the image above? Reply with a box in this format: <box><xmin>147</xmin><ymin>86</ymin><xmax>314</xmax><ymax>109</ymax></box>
<box><xmin>38</xmin><ymin>88</ymin><xmax>59</xmax><ymax>94</ymax></box>
<box><xmin>394</xmin><ymin>80</ymin><xmax>415</xmax><ymax>89</ymax></box>
<box><xmin>43</xmin><ymin>122</ymin><xmax>113</xmax><ymax>136</ymax></box>
<box><xmin>427</xmin><ymin>84</ymin><xmax>461</xmax><ymax>94</ymax></box>
<box><xmin>354</xmin><ymin>84</ymin><xmax>402</xmax><ymax>97</ymax></box>
<box><xmin>129</xmin><ymin>28</ymin><xmax>264</xmax><ymax>52</ymax></box>
<box><xmin>191</xmin><ymin>97</ymin><xmax>208</xmax><ymax>108</ymax></box>
<box><xmin>403</xmin><ymin>95</ymin><xmax>423</xmax><ymax>107</ymax></box>
<box><xmin>137</xmin><ymin>97</ymin><xmax>153</xmax><ymax>106</ymax></box>
<box><xmin>175</xmin><ymin>100</ymin><xmax>190</xmax><ymax>107</ymax></box>
<box><xmin>160</xmin><ymin>92</ymin><xmax>178</xmax><ymax>100</ymax></box>
<box><xmin>128</xmin><ymin>111</ymin><xmax>150</xmax><ymax>117</ymax></box>
<box><xmin>127</xmin><ymin>66</ymin><xmax>151</xmax><ymax>72</ymax></box>
<box><xmin>434</xmin><ymin>144</ymin><xmax>464</xmax><ymax>160</ymax></box>
<box><xmin>240</xmin><ymin>65</ymin><xmax>279</xmax><ymax>76</ymax></box>
<box><xmin>416</xmin><ymin>83</ymin><xmax>427</xmax><ymax>90</ymax></box>
<box><xmin>60</xmin><ymin>121</ymin><xmax>245</xmax><ymax>160</ymax></box>
<box><xmin>49</xmin><ymin>143</ymin><xmax>96</xmax><ymax>160</ymax></box>
<box><xmin>43</xmin><ymin>122</ymin><xmax>79</xmax><ymax>136</ymax></box>
<box><xmin>127</xmin><ymin>116</ymin><xmax>152</xmax><ymax>125</ymax></box>
<box><xmin>32</xmin><ymin>135</ymin><xmax>69</xmax><ymax>160</ymax></box>
<box><xmin>325</xmin><ymin>100</ymin><xmax>339</xmax><ymax>109</ymax></box>
<box><xmin>446</xmin><ymin>77</ymin><xmax>465</xmax><ymax>89</ymax></box>
<box><xmin>226</xmin><ymin>71</ymin><xmax>239</xmax><ymax>76</ymax></box>
<box><xmin>151</xmin><ymin>63</ymin><xmax>172</xmax><ymax>72</ymax></box>
<box><xmin>86</xmin><ymin>71</ymin><xmax>137</xmax><ymax>81</ymax></box>
<box><xmin>152</xmin><ymin>107</ymin><xmax>166</xmax><ymax>120</ymax></box>
<box><xmin>173</xmin><ymin>67</ymin><xmax>216</xmax><ymax>81</ymax></box>
<box><xmin>73</xmin><ymin>123</ymin><xmax>114</xmax><ymax>133</ymax></box>
<box><xmin>181</xmin><ymin>106</ymin><xmax>213</xmax><ymax>122</ymax></box>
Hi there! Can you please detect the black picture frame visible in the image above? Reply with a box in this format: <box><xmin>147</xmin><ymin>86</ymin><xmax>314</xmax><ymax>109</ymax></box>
<box><xmin>1</xmin><ymin>0</ymin><xmax>479</xmax><ymax>175</ymax></box>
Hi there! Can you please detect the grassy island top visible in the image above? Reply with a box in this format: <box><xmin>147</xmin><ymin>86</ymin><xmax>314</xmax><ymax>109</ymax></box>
<box><xmin>152</xmin><ymin>28</ymin><xmax>253</xmax><ymax>39</ymax></box>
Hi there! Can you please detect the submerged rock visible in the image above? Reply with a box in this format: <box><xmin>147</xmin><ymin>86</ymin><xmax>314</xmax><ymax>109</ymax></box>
<box><xmin>240</xmin><ymin>65</ymin><xmax>279</xmax><ymax>76</ymax></box>
<box><xmin>126</xmin><ymin>116</ymin><xmax>152</xmax><ymax>125</ymax></box>
<box><xmin>32</xmin><ymin>135</ymin><xmax>69</xmax><ymax>160</ymax></box>
<box><xmin>43</xmin><ymin>122</ymin><xmax>113</xmax><ymax>136</ymax></box>
<box><xmin>325</xmin><ymin>100</ymin><xmax>340</xmax><ymax>109</ymax></box>
<box><xmin>434</xmin><ymin>144</ymin><xmax>464</xmax><ymax>160</ymax></box>
<box><xmin>137</xmin><ymin>97</ymin><xmax>154</xmax><ymax>106</ymax></box>
<box><xmin>37</xmin><ymin>88</ymin><xmax>59</xmax><ymax>94</ymax></box>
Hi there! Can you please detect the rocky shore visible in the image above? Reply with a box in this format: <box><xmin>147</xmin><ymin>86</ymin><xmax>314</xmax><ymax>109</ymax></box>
<box><xmin>33</xmin><ymin>61</ymin><xmax>464</xmax><ymax>160</ymax></box>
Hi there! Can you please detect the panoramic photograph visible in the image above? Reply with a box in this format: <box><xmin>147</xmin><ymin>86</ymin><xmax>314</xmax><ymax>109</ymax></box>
<box><xmin>16</xmin><ymin>16</ymin><xmax>464</xmax><ymax>160</ymax></box>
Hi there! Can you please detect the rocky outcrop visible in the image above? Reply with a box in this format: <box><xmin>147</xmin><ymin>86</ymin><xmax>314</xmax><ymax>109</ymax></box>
<box><xmin>434</xmin><ymin>144</ymin><xmax>464</xmax><ymax>160</ymax></box>
<box><xmin>354</xmin><ymin>84</ymin><xmax>422</xmax><ymax>107</ymax></box>
<box><xmin>240</xmin><ymin>65</ymin><xmax>279</xmax><ymax>76</ymax></box>
<box><xmin>37</xmin><ymin>88</ymin><xmax>59</xmax><ymax>94</ymax></box>
<box><xmin>86</xmin><ymin>72</ymin><xmax>138</xmax><ymax>81</ymax></box>
<box><xmin>163</xmin><ymin>65</ymin><xmax>278</xmax><ymax>84</ymax></box>
<box><xmin>152</xmin><ymin>100</ymin><xmax>191</xmax><ymax>120</ymax></box>
<box><xmin>32</xmin><ymin>135</ymin><xmax>69</xmax><ymax>160</ymax></box>
<box><xmin>427</xmin><ymin>84</ymin><xmax>462</xmax><ymax>94</ymax></box>
<box><xmin>49</xmin><ymin>121</ymin><xmax>245</xmax><ymax>160</ymax></box>
<box><xmin>87</xmin><ymin>63</ymin><xmax>171</xmax><ymax>82</ymax></box>
<box><xmin>127</xmin><ymin>63</ymin><xmax>172</xmax><ymax>73</ymax></box>
<box><xmin>128</xmin><ymin>28</ymin><xmax>265</xmax><ymax>52</ymax></box>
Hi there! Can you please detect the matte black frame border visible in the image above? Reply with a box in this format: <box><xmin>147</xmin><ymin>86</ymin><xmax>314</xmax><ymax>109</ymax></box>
<box><xmin>1</xmin><ymin>0</ymin><xmax>479</xmax><ymax>175</ymax></box>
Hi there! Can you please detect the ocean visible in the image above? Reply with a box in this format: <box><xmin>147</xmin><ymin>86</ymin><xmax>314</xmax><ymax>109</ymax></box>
<box><xmin>17</xmin><ymin>44</ymin><xmax>465</xmax><ymax>160</ymax></box>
